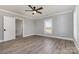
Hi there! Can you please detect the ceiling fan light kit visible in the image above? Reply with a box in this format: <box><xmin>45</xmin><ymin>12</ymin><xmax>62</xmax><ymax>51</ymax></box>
<box><xmin>33</xmin><ymin>11</ymin><xmax>37</xmax><ymax>14</ymax></box>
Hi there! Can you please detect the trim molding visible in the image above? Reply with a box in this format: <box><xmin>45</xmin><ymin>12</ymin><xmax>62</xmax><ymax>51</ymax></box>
<box><xmin>0</xmin><ymin>40</ymin><xmax>3</xmax><ymax>42</ymax></box>
<box><xmin>0</xmin><ymin>34</ymin><xmax>73</xmax><ymax>43</ymax></box>
<box><xmin>23</xmin><ymin>34</ymin><xmax>34</xmax><ymax>37</ymax></box>
<box><xmin>36</xmin><ymin>34</ymin><xmax>73</xmax><ymax>41</ymax></box>
<box><xmin>0</xmin><ymin>9</ymin><xmax>26</xmax><ymax>18</ymax></box>
<box><xmin>52</xmin><ymin>10</ymin><xmax>72</xmax><ymax>16</ymax></box>
<box><xmin>23</xmin><ymin>34</ymin><xmax>73</xmax><ymax>41</ymax></box>
<box><xmin>34</xmin><ymin>10</ymin><xmax>73</xmax><ymax>20</ymax></box>
<box><xmin>0</xmin><ymin>34</ymin><xmax>34</xmax><ymax>43</ymax></box>
<box><xmin>0</xmin><ymin>39</ymin><xmax>15</xmax><ymax>43</ymax></box>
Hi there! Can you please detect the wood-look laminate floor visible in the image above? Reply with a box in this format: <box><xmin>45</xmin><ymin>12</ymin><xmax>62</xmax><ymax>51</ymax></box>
<box><xmin>0</xmin><ymin>35</ymin><xmax>78</xmax><ymax>54</ymax></box>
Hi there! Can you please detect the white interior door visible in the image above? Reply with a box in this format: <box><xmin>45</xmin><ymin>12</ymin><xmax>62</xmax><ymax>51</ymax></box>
<box><xmin>4</xmin><ymin>16</ymin><xmax>15</xmax><ymax>41</ymax></box>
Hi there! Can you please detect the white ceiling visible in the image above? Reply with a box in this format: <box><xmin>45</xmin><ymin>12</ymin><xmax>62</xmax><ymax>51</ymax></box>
<box><xmin>0</xmin><ymin>5</ymin><xmax>74</xmax><ymax>19</ymax></box>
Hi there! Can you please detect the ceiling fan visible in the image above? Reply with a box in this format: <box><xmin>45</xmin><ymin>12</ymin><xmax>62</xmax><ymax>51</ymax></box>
<box><xmin>25</xmin><ymin>5</ymin><xmax>43</xmax><ymax>15</ymax></box>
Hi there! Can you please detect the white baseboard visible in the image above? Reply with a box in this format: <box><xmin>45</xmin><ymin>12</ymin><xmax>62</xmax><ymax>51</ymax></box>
<box><xmin>23</xmin><ymin>34</ymin><xmax>35</xmax><ymax>37</ymax></box>
<box><xmin>0</xmin><ymin>34</ymin><xmax>34</xmax><ymax>43</ymax></box>
<box><xmin>0</xmin><ymin>40</ymin><xmax>3</xmax><ymax>42</ymax></box>
<box><xmin>36</xmin><ymin>34</ymin><xmax>73</xmax><ymax>41</ymax></box>
<box><xmin>0</xmin><ymin>39</ymin><xmax>15</xmax><ymax>43</ymax></box>
<box><xmin>0</xmin><ymin>34</ymin><xmax>73</xmax><ymax>43</ymax></box>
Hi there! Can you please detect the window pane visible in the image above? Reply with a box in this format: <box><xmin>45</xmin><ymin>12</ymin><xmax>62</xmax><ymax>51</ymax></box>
<box><xmin>44</xmin><ymin>19</ymin><xmax>52</xmax><ymax>34</ymax></box>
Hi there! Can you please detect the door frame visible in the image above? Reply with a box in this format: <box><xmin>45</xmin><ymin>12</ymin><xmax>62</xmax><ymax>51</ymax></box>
<box><xmin>15</xmin><ymin>17</ymin><xmax>24</xmax><ymax>39</ymax></box>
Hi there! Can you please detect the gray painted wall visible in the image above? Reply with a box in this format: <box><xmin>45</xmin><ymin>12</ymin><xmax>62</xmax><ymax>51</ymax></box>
<box><xmin>53</xmin><ymin>12</ymin><xmax>73</xmax><ymax>38</ymax></box>
<box><xmin>0</xmin><ymin>15</ymin><xmax>3</xmax><ymax>40</ymax></box>
<box><xmin>23</xmin><ymin>19</ymin><xmax>35</xmax><ymax>37</ymax></box>
<box><xmin>35</xmin><ymin>12</ymin><xmax>73</xmax><ymax>39</ymax></box>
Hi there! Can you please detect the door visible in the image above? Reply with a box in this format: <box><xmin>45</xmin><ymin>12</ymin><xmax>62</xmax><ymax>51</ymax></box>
<box><xmin>4</xmin><ymin>16</ymin><xmax>15</xmax><ymax>41</ymax></box>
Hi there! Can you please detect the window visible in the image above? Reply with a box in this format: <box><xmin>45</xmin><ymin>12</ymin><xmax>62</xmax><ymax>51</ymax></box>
<box><xmin>44</xmin><ymin>18</ymin><xmax>53</xmax><ymax>34</ymax></box>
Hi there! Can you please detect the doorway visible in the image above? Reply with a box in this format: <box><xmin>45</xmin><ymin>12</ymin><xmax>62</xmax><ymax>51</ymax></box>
<box><xmin>16</xmin><ymin>19</ymin><xmax>23</xmax><ymax>39</ymax></box>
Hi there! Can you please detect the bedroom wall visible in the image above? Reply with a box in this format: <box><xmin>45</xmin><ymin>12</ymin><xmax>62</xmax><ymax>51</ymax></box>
<box><xmin>23</xmin><ymin>19</ymin><xmax>35</xmax><ymax>37</ymax></box>
<box><xmin>35</xmin><ymin>12</ymin><xmax>73</xmax><ymax>40</ymax></box>
<box><xmin>53</xmin><ymin>12</ymin><xmax>73</xmax><ymax>38</ymax></box>
<box><xmin>0</xmin><ymin>15</ymin><xmax>3</xmax><ymax>41</ymax></box>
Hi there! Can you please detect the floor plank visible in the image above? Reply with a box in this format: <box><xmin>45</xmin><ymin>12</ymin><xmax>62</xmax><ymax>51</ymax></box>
<box><xmin>0</xmin><ymin>35</ymin><xmax>78</xmax><ymax>54</ymax></box>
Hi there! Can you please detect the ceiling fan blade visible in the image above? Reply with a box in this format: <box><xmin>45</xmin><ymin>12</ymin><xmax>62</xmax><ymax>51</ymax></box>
<box><xmin>25</xmin><ymin>10</ymin><xmax>33</xmax><ymax>11</ymax></box>
<box><xmin>28</xmin><ymin>5</ymin><xmax>33</xmax><ymax>10</ymax></box>
<box><xmin>33</xmin><ymin>7</ymin><xmax>36</xmax><ymax>10</ymax></box>
<box><xmin>36</xmin><ymin>11</ymin><xmax>42</xmax><ymax>14</ymax></box>
<box><xmin>36</xmin><ymin>7</ymin><xmax>43</xmax><ymax>10</ymax></box>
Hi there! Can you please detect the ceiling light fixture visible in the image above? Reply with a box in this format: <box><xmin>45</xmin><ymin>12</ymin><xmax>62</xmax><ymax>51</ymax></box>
<box><xmin>32</xmin><ymin>11</ymin><xmax>36</xmax><ymax>16</ymax></box>
<box><xmin>33</xmin><ymin>11</ymin><xmax>36</xmax><ymax>14</ymax></box>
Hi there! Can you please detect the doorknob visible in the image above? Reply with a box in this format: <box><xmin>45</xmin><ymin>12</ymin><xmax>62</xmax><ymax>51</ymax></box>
<box><xmin>4</xmin><ymin>29</ymin><xmax>6</xmax><ymax>31</ymax></box>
